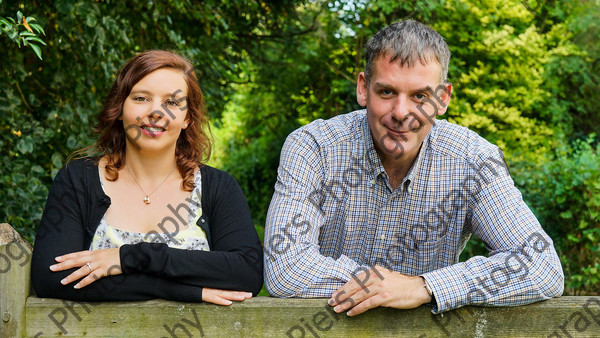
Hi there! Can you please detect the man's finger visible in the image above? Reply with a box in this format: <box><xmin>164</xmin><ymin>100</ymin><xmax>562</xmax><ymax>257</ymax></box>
<box><xmin>333</xmin><ymin>287</ymin><xmax>371</xmax><ymax>313</ymax></box>
<box><xmin>329</xmin><ymin>289</ymin><xmax>356</xmax><ymax>312</ymax></box>
<box><xmin>347</xmin><ymin>294</ymin><xmax>382</xmax><ymax>316</ymax></box>
<box><xmin>331</xmin><ymin>268</ymin><xmax>380</xmax><ymax>306</ymax></box>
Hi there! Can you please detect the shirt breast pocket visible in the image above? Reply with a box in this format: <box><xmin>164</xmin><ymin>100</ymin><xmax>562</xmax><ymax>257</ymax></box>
<box><xmin>385</xmin><ymin>229</ymin><xmax>446</xmax><ymax>274</ymax></box>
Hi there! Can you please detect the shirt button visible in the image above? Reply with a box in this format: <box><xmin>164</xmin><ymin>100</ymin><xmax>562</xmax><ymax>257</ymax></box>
<box><xmin>380</xmin><ymin>235</ymin><xmax>386</xmax><ymax>240</ymax></box>
<box><xmin>201</xmin><ymin>219</ymin><xmax>206</xmax><ymax>223</ymax></box>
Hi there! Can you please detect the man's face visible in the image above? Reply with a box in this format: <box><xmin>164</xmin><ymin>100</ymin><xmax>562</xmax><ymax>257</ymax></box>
<box><xmin>357</xmin><ymin>54</ymin><xmax>452</xmax><ymax>166</ymax></box>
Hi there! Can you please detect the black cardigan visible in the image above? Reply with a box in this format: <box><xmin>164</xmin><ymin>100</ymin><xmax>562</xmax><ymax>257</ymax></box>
<box><xmin>31</xmin><ymin>158</ymin><xmax>263</xmax><ymax>302</ymax></box>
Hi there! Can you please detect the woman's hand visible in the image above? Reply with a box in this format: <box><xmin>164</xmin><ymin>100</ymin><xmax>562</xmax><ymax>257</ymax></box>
<box><xmin>50</xmin><ymin>248</ymin><xmax>122</xmax><ymax>289</ymax></box>
<box><xmin>201</xmin><ymin>288</ymin><xmax>253</xmax><ymax>305</ymax></box>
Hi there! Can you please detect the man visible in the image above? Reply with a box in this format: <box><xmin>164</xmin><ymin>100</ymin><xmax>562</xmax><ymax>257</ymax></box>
<box><xmin>264</xmin><ymin>20</ymin><xmax>563</xmax><ymax>315</ymax></box>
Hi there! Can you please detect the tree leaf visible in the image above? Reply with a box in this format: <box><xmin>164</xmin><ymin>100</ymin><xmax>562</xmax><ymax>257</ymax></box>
<box><xmin>23</xmin><ymin>16</ymin><xmax>33</xmax><ymax>33</ymax></box>
<box><xmin>30</xmin><ymin>43</ymin><xmax>42</xmax><ymax>60</ymax></box>
<box><xmin>25</xmin><ymin>36</ymin><xmax>47</xmax><ymax>45</ymax></box>
<box><xmin>29</xmin><ymin>23</ymin><xmax>45</xmax><ymax>35</ymax></box>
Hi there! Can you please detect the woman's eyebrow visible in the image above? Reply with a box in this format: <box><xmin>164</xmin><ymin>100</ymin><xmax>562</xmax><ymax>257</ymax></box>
<box><xmin>129</xmin><ymin>89</ymin><xmax>187</xmax><ymax>97</ymax></box>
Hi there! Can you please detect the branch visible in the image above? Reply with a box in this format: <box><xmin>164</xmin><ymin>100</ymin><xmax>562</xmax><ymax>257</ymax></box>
<box><xmin>240</xmin><ymin>8</ymin><xmax>321</xmax><ymax>40</ymax></box>
<box><xmin>14</xmin><ymin>79</ymin><xmax>33</xmax><ymax>112</ymax></box>
<box><xmin>324</xmin><ymin>61</ymin><xmax>354</xmax><ymax>82</ymax></box>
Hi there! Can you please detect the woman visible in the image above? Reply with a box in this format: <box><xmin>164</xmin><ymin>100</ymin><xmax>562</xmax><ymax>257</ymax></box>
<box><xmin>31</xmin><ymin>50</ymin><xmax>263</xmax><ymax>305</ymax></box>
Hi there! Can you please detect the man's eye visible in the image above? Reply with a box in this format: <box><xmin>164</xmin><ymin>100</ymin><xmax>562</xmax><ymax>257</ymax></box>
<box><xmin>380</xmin><ymin>89</ymin><xmax>393</xmax><ymax>96</ymax></box>
<box><xmin>165</xmin><ymin>99</ymin><xmax>179</xmax><ymax>107</ymax></box>
<box><xmin>414</xmin><ymin>93</ymin><xmax>427</xmax><ymax>101</ymax></box>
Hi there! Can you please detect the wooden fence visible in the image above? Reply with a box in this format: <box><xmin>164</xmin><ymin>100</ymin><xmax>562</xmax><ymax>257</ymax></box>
<box><xmin>1</xmin><ymin>223</ymin><xmax>599</xmax><ymax>337</ymax></box>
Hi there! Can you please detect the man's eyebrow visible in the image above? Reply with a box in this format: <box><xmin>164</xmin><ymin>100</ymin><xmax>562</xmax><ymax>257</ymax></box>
<box><xmin>372</xmin><ymin>82</ymin><xmax>434</xmax><ymax>93</ymax></box>
<box><xmin>411</xmin><ymin>86</ymin><xmax>434</xmax><ymax>93</ymax></box>
<box><xmin>372</xmin><ymin>82</ymin><xmax>393</xmax><ymax>89</ymax></box>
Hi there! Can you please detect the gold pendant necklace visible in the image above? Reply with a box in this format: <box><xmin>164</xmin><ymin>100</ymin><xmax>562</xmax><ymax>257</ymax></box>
<box><xmin>125</xmin><ymin>164</ymin><xmax>176</xmax><ymax>205</ymax></box>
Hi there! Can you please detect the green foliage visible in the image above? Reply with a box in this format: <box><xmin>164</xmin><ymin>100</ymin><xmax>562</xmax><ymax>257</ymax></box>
<box><xmin>214</xmin><ymin>0</ymin><xmax>600</xmax><ymax>296</ymax></box>
<box><xmin>514</xmin><ymin>136</ymin><xmax>600</xmax><ymax>294</ymax></box>
<box><xmin>1</xmin><ymin>10</ymin><xmax>46</xmax><ymax>59</ymax></box>
<box><xmin>1</xmin><ymin>0</ymin><xmax>599</xmax><ymax>296</ymax></box>
<box><xmin>0</xmin><ymin>0</ymin><xmax>308</xmax><ymax>242</ymax></box>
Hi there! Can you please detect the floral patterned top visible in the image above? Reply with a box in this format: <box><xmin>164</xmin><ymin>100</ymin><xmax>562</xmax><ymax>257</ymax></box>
<box><xmin>89</xmin><ymin>169</ymin><xmax>210</xmax><ymax>251</ymax></box>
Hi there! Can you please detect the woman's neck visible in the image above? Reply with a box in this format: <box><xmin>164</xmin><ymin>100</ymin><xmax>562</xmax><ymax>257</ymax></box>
<box><xmin>124</xmin><ymin>150</ymin><xmax>178</xmax><ymax>184</ymax></box>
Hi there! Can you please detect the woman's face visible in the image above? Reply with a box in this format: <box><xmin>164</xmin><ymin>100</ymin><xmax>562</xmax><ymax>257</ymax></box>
<box><xmin>121</xmin><ymin>68</ymin><xmax>189</xmax><ymax>155</ymax></box>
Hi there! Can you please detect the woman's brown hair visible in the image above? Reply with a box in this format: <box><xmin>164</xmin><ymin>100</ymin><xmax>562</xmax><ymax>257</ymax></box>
<box><xmin>74</xmin><ymin>50</ymin><xmax>211</xmax><ymax>191</ymax></box>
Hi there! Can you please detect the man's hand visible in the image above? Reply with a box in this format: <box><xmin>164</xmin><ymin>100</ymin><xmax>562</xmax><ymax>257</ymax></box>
<box><xmin>328</xmin><ymin>265</ymin><xmax>432</xmax><ymax>316</ymax></box>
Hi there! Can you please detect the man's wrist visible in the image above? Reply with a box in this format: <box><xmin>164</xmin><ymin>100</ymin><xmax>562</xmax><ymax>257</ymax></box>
<box><xmin>418</xmin><ymin>276</ymin><xmax>433</xmax><ymax>305</ymax></box>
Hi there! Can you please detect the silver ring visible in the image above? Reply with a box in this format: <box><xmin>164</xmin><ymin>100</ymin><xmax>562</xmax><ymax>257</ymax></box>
<box><xmin>86</xmin><ymin>262</ymin><xmax>92</xmax><ymax>273</ymax></box>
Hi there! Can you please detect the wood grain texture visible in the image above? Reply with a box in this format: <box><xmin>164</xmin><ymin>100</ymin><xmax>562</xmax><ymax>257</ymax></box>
<box><xmin>23</xmin><ymin>296</ymin><xmax>600</xmax><ymax>337</ymax></box>
<box><xmin>0</xmin><ymin>223</ymin><xmax>32</xmax><ymax>338</ymax></box>
<box><xmin>1</xmin><ymin>224</ymin><xmax>599</xmax><ymax>337</ymax></box>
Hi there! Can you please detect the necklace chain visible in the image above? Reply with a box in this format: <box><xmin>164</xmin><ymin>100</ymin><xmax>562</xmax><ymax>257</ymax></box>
<box><xmin>125</xmin><ymin>164</ymin><xmax>176</xmax><ymax>205</ymax></box>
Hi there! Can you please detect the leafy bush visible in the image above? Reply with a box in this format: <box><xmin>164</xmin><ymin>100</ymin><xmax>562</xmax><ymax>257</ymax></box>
<box><xmin>514</xmin><ymin>136</ymin><xmax>600</xmax><ymax>295</ymax></box>
<box><xmin>1</xmin><ymin>0</ymin><xmax>599</xmax><ymax>296</ymax></box>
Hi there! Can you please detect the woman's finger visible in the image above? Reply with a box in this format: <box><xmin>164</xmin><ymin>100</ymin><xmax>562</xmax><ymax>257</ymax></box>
<box><xmin>216</xmin><ymin>290</ymin><xmax>253</xmax><ymax>301</ymax></box>
<box><xmin>202</xmin><ymin>289</ymin><xmax>253</xmax><ymax>305</ymax></box>
<box><xmin>55</xmin><ymin>250</ymin><xmax>91</xmax><ymax>262</ymax></box>
<box><xmin>51</xmin><ymin>255</ymin><xmax>91</xmax><ymax>272</ymax></box>
<box><xmin>73</xmin><ymin>270</ymin><xmax>102</xmax><ymax>289</ymax></box>
<box><xmin>202</xmin><ymin>289</ymin><xmax>233</xmax><ymax>305</ymax></box>
<box><xmin>60</xmin><ymin>265</ymin><xmax>91</xmax><ymax>285</ymax></box>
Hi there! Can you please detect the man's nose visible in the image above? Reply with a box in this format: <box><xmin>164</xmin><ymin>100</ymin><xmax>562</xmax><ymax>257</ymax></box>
<box><xmin>391</xmin><ymin>95</ymin><xmax>411</xmax><ymax>123</ymax></box>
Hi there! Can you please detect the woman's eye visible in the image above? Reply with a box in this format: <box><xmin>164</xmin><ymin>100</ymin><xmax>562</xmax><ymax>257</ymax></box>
<box><xmin>165</xmin><ymin>99</ymin><xmax>179</xmax><ymax>107</ymax></box>
<box><xmin>133</xmin><ymin>96</ymin><xmax>147</xmax><ymax>102</ymax></box>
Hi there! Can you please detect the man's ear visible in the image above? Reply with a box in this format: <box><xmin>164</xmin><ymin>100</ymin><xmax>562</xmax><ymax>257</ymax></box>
<box><xmin>436</xmin><ymin>82</ymin><xmax>453</xmax><ymax>116</ymax></box>
<box><xmin>356</xmin><ymin>72</ymin><xmax>368</xmax><ymax>107</ymax></box>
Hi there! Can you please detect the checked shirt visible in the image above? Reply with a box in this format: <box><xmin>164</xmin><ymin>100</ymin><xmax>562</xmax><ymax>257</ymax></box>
<box><xmin>264</xmin><ymin>110</ymin><xmax>563</xmax><ymax>313</ymax></box>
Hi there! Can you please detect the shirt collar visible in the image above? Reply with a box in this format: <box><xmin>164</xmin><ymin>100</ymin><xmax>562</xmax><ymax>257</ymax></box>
<box><xmin>355</xmin><ymin>110</ymin><xmax>439</xmax><ymax>191</ymax></box>
<box><xmin>402</xmin><ymin>127</ymin><xmax>433</xmax><ymax>191</ymax></box>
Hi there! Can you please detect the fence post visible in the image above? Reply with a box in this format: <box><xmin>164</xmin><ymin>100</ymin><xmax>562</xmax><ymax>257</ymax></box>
<box><xmin>0</xmin><ymin>223</ymin><xmax>32</xmax><ymax>338</ymax></box>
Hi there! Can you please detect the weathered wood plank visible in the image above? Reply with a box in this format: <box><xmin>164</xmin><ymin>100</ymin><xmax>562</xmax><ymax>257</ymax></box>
<box><xmin>0</xmin><ymin>223</ymin><xmax>33</xmax><ymax>338</ymax></box>
<box><xmin>24</xmin><ymin>296</ymin><xmax>600</xmax><ymax>337</ymax></box>
<box><xmin>2</xmin><ymin>223</ymin><xmax>599</xmax><ymax>337</ymax></box>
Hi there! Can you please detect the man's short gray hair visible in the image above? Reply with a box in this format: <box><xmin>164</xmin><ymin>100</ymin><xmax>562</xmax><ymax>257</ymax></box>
<box><xmin>364</xmin><ymin>20</ymin><xmax>450</xmax><ymax>85</ymax></box>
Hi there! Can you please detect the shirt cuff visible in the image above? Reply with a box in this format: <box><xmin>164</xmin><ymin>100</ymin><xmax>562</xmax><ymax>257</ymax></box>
<box><xmin>421</xmin><ymin>266</ymin><xmax>470</xmax><ymax>314</ymax></box>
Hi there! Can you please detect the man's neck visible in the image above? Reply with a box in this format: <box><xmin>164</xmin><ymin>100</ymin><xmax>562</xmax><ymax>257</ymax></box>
<box><xmin>377</xmin><ymin>142</ymin><xmax>423</xmax><ymax>190</ymax></box>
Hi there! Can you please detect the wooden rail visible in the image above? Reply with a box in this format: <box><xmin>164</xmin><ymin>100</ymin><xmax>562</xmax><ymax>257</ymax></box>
<box><xmin>1</xmin><ymin>223</ymin><xmax>599</xmax><ymax>337</ymax></box>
